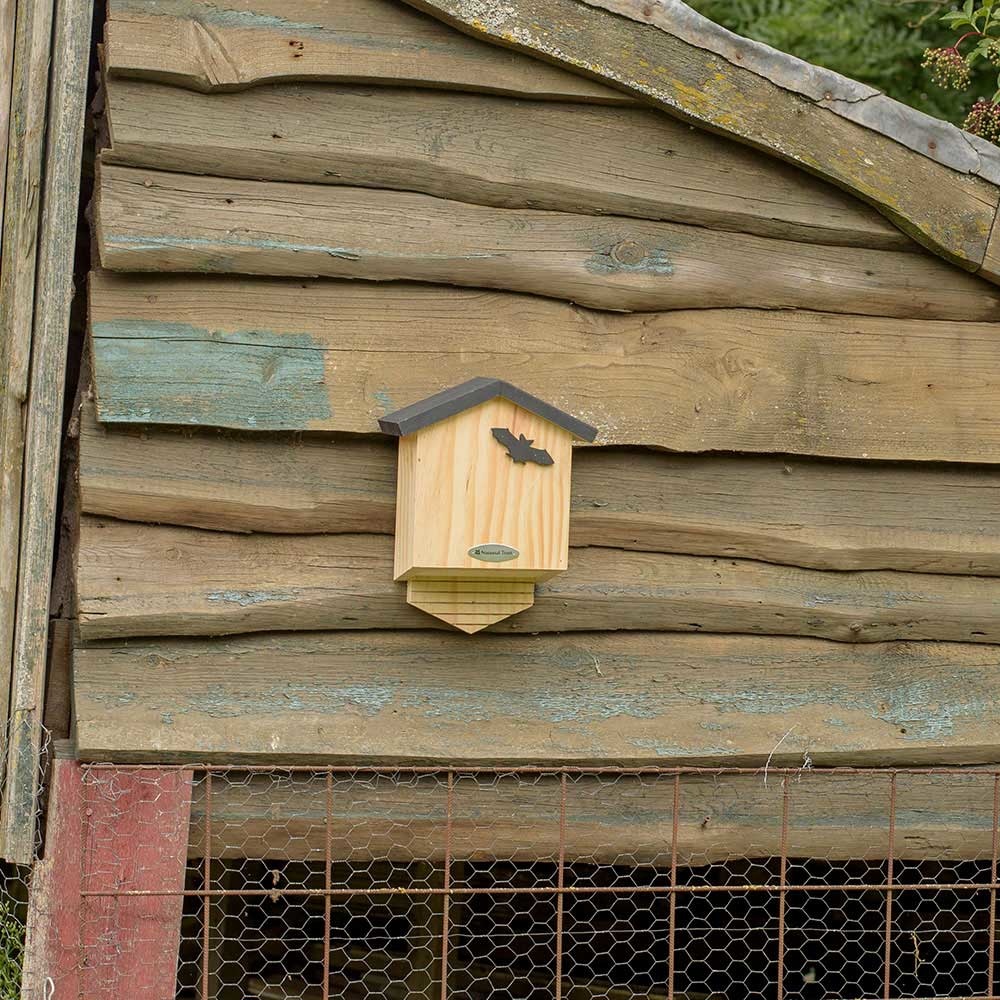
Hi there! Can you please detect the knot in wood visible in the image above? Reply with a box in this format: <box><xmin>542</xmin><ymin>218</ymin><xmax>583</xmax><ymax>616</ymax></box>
<box><xmin>610</xmin><ymin>239</ymin><xmax>649</xmax><ymax>266</ymax></box>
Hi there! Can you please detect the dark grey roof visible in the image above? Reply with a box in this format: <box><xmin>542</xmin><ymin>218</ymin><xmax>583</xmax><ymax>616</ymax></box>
<box><xmin>378</xmin><ymin>377</ymin><xmax>598</xmax><ymax>441</ymax></box>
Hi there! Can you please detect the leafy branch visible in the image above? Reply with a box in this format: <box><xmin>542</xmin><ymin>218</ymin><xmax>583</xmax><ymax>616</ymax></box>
<box><xmin>923</xmin><ymin>0</ymin><xmax>1000</xmax><ymax>139</ymax></box>
<box><xmin>0</xmin><ymin>899</ymin><xmax>24</xmax><ymax>1000</ymax></box>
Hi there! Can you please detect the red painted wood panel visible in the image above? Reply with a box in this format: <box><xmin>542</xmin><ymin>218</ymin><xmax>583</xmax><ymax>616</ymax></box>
<box><xmin>80</xmin><ymin>765</ymin><xmax>194</xmax><ymax>998</ymax></box>
<box><xmin>21</xmin><ymin>753</ymin><xmax>83</xmax><ymax>997</ymax></box>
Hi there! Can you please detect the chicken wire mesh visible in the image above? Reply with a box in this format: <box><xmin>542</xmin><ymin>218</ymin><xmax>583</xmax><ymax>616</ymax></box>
<box><xmin>0</xmin><ymin>721</ymin><xmax>50</xmax><ymax>1000</ymax></box>
<box><xmin>0</xmin><ymin>861</ymin><xmax>29</xmax><ymax>999</ymax></box>
<box><xmin>61</xmin><ymin>764</ymin><xmax>1000</xmax><ymax>1000</ymax></box>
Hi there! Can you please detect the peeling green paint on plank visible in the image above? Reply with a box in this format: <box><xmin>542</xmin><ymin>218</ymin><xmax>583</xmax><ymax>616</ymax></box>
<box><xmin>74</xmin><ymin>633</ymin><xmax>1000</xmax><ymax>766</ymax></box>
<box><xmin>113</xmin><ymin>0</ymin><xmax>326</xmax><ymax>34</ymax></box>
<box><xmin>90</xmin><ymin>320</ymin><xmax>332</xmax><ymax>429</ymax></box>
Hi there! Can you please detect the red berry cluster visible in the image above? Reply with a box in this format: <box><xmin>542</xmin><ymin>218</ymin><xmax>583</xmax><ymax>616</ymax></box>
<box><xmin>964</xmin><ymin>98</ymin><xmax>1000</xmax><ymax>140</ymax></box>
<box><xmin>922</xmin><ymin>46</ymin><xmax>973</xmax><ymax>88</ymax></box>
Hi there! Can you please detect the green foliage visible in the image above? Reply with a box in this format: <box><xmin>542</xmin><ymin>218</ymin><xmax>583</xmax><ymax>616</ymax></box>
<box><xmin>685</xmin><ymin>0</ymin><xmax>995</xmax><ymax>124</ymax></box>
<box><xmin>0</xmin><ymin>898</ymin><xmax>23</xmax><ymax>1000</ymax></box>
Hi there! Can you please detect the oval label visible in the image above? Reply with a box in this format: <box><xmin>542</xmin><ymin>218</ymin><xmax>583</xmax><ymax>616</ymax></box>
<box><xmin>468</xmin><ymin>543</ymin><xmax>520</xmax><ymax>563</ymax></box>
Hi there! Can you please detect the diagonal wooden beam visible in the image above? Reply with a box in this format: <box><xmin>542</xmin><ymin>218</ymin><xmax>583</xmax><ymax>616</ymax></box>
<box><xmin>399</xmin><ymin>0</ymin><xmax>1000</xmax><ymax>277</ymax></box>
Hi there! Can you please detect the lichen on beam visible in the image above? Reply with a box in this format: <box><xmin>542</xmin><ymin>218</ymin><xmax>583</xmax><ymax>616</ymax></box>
<box><xmin>400</xmin><ymin>0</ymin><xmax>1000</xmax><ymax>277</ymax></box>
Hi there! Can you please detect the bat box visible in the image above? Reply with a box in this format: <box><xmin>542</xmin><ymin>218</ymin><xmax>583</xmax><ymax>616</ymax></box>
<box><xmin>379</xmin><ymin>378</ymin><xmax>598</xmax><ymax>633</ymax></box>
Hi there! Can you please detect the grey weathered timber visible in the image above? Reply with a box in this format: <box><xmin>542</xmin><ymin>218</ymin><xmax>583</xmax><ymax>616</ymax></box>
<box><xmin>0</xmin><ymin>0</ymin><xmax>54</xmax><ymax>818</ymax></box>
<box><xmin>582</xmin><ymin>0</ymin><xmax>1000</xmax><ymax>185</ymax></box>
<box><xmin>101</xmin><ymin>78</ymin><xmax>910</xmax><ymax>250</ymax></box>
<box><xmin>0</xmin><ymin>0</ymin><xmax>16</xmax><ymax>247</ymax></box>
<box><xmin>73</xmin><ymin>631</ymin><xmax>1000</xmax><ymax>766</ymax></box>
<box><xmin>399</xmin><ymin>0</ymin><xmax>1000</xmax><ymax>275</ymax></box>
<box><xmin>88</xmin><ymin>273</ymin><xmax>1000</xmax><ymax>463</ymax></box>
<box><xmin>2</xmin><ymin>0</ymin><xmax>91</xmax><ymax>865</ymax></box>
<box><xmin>78</xmin><ymin>402</ymin><xmax>1000</xmax><ymax>576</ymax></box>
<box><xmin>105</xmin><ymin>0</ymin><xmax>629</xmax><ymax>102</ymax></box>
<box><xmin>96</xmin><ymin>165</ymin><xmax>1000</xmax><ymax>320</ymax></box>
<box><xmin>188</xmin><ymin>769</ymin><xmax>1000</xmax><ymax>864</ymax></box>
<box><xmin>76</xmin><ymin>517</ymin><xmax>1000</xmax><ymax>644</ymax></box>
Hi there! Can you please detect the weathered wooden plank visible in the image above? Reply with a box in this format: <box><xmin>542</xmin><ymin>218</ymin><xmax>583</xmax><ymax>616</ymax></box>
<box><xmin>88</xmin><ymin>273</ymin><xmax>1000</xmax><ymax>463</ymax></box>
<box><xmin>102</xmin><ymin>77</ymin><xmax>910</xmax><ymax>250</ymax></box>
<box><xmin>96</xmin><ymin>165</ymin><xmax>999</xmax><ymax>321</ymax></box>
<box><xmin>0</xmin><ymin>0</ymin><xmax>16</xmax><ymax>246</ymax></box>
<box><xmin>80</xmin><ymin>765</ymin><xmax>193</xmax><ymax>999</ymax></box>
<box><xmin>0</xmin><ymin>0</ymin><xmax>53</xmax><ymax>797</ymax></box>
<box><xmin>399</xmin><ymin>0</ymin><xmax>1000</xmax><ymax>275</ymax></box>
<box><xmin>73</xmin><ymin>631</ymin><xmax>1000</xmax><ymax>766</ymax></box>
<box><xmin>105</xmin><ymin>0</ymin><xmax>629</xmax><ymax>102</ymax></box>
<box><xmin>20</xmin><ymin>749</ymin><xmax>83</xmax><ymax>1000</ymax></box>
<box><xmin>1</xmin><ymin>0</ymin><xmax>91</xmax><ymax>865</ymax></box>
<box><xmin>187</xmin><ymin>768</ymin><xmax>1000</xmax><ymax>864</ymax></box>
<box><xmin>76</xmin><ymin>517</ymin><xmax>1000</xmax><ymax>645</ymax></box>
<box><xmin>78</xmin><ymin>402</ymin><xmax>1000</xmax><ymax>576</ymax></box>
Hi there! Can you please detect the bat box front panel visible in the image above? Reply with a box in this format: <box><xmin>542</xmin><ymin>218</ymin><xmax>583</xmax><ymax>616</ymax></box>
<box><xmin>393</xmin><ymin>397</ymin><xmax>573</xmax><ymax>581</ymax></box>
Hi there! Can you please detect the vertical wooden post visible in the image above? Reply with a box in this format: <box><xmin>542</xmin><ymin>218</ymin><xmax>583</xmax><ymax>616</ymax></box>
<box><xmin>0</xmin><ymin>0</ymin><xmax>54</xmax><ymax>845</ymax></box>
<box><xmin>80</xmin><ymin>765</ymin><xmax>194</xmax><ymax>1000</ymax></box>
<box><xmin>20</xmin><ymin>745</ymin><xmax>83</xmax><ymax>999</ymax></box>
<box><xmin>2</xmin><ymin>0</ymin><xmax>91</xmax><ymax>864</ymax></box>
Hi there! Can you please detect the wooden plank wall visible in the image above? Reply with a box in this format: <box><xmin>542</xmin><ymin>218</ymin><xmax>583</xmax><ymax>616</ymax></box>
<box><xmin>79</xmin><ymin>0</ymin><xmax>1000</xmax><ymax>770</ymax></box>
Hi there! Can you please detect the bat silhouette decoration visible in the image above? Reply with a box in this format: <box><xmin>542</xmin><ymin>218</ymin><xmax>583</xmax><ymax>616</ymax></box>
<box><xmin>491</xmin><ymin>427</ymin><xmax>554</xmax><ymax>466</ymax></box>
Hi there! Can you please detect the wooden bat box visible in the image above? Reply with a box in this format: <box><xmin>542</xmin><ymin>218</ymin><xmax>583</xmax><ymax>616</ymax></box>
<box><xmin>379</xmin><ymin>378</ymin><xmax>597</xmax><ymax>633</ymax></box>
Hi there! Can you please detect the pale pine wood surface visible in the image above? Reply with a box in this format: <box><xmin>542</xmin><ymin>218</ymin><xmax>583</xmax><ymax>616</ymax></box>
<box><xmin>395</xmin><ymin>399</ymin><xmax>573</xmax><ymax>579</ymax></box>
<box><xmin>406</xmin><ymin>579</ymin><xmax>536</xmax><ymax>633</ymax></box>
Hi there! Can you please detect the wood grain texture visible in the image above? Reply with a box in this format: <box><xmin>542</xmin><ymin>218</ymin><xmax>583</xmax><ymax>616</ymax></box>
<box><xmin>0</xmin><ymin>0</ymin><xmax>53</xmax><ymax>789</ymax></box>
<box><xmin>80</xmin><ymin>766</ymin><xmax>193</xmax><ymax>999</ymax></box>
<box><xmin>406</xmin><ymin>579</ymin><xmax>537</xmax><ymax>633</ymax></box>
<box><xmin>105</xmin><ymin>0</ymin><xmax>628</xmax><ymax>102</ymax></box>
<box><xmin>399</xmin><ymin>0</ymin><xmax>1000</xmax><ymax>275</ymax></box>
<box><xmin>188</xmin><ymin>769</ymin><xmax>1000</xmax><ymax>864</ymax></box>
<box><xmin>73</xmin><ymin>631</ymin><xmax>1000</xmax><ymax>766</ymax></box>
<box><xmin>78</xmin><ymin>403</ymin><xmax>1000</xmax><ymax>576</ymax></box>
<box><xmin>393</xmin><ymin>398</ymin><xmax>574</xmax><ymax>581</ymax></box>
<box><xmin>101</xmin><ymin>77</ymin><xmax>910</xmax><ymax>249</ymax></box>
<box><xmin>96</xmin><ymin>165</ymin><xmax>1000</xmax><ymax>320</ymax></box>
<box><xmin>88</xmin><ymin>273</ymin><xmax>1000</xmax><ymax>463</ymax></box>
<box><xmin>1</xmin><ymin>0</ymin><xmax>89</xmax><ymax>866</ymax></box>
<box><xmin>76</xmin><ymin>517</ymin><xmax>1000</xmax><ymax>645</ymax></box>
<box><xmin>20</xmin><ymin>753</ymin><xmax>83</xmax><ymax>1000</ymax></box>
<box><xmin>0</xmin><ymin>0</ymin><xmax>16</xmax><ymax>245</ymax></box>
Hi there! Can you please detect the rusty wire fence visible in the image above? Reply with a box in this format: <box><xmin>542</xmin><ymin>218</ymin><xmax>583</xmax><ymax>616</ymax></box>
<box><xmin>65</xmin><ymin>763</ymin><xmax>1000</xmax><ymax>1000</ymax></box>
